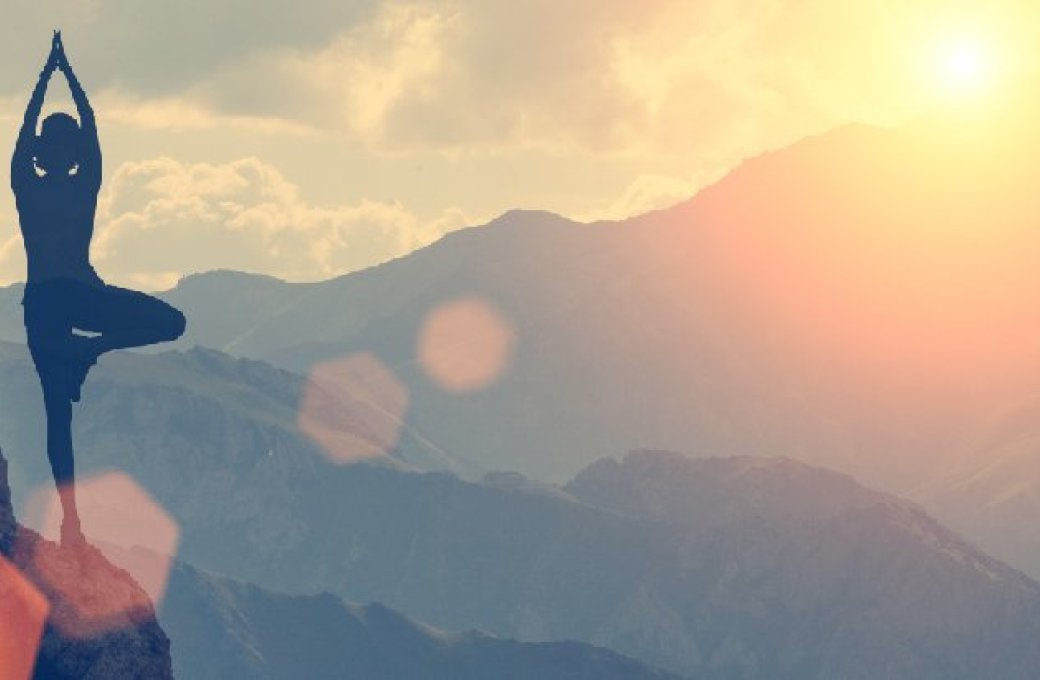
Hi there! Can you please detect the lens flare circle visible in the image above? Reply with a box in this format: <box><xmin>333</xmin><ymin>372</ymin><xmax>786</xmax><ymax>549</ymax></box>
<box><xmin>298</xmin><ymin>352</ymin><xmax>410</xmax><ymax>465</ymax></box>
<box><xmin>417</xmin><ymin>297</ymin><xmax>516</xmax><ymax>393</ymax></box>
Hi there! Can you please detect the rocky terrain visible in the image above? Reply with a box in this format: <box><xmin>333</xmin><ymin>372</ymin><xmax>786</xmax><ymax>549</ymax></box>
<box><xmin>0</xmin><ymin>450</ymin><xmax>172</xmax><ymax>680</ymax></box>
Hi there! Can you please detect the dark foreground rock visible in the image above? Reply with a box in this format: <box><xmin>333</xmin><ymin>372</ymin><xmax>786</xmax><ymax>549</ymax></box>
<box><xmin>0</xmin><ymin>450</ymin><xmax>173</xmax><ymax>680</ymax></box>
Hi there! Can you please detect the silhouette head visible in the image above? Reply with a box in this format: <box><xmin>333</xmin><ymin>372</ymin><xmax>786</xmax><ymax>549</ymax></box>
<box><xmin>34</xmin><ymin>113</ymin><xmax>81</xmax><ymax>176</ymax></box>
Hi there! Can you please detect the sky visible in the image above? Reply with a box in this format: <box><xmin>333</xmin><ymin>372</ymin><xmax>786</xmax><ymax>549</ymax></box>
<box><xmin>0</xmin><ymin>0</ymin><xmax>1037</xmax><ymax>289</ymax></box>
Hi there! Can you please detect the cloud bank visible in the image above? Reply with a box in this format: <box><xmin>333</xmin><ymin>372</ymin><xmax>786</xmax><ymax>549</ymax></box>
<box><xmin>0</xmin><ymin>157</ymin><xmax>469</xmax><ymax>290</ymax></box>
<box><xmin>1</xmin><ymin>0</ymin><xmax>1033</xmax><ymax>285</ymax></box>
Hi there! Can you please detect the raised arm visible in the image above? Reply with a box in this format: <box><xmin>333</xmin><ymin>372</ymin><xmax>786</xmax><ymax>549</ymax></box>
<box><xmin>56</xmin><ymin>35</ymin><xmax>101</xmax><ymax>192</ymax></box>
<box><xmin>11</xmin><ymin>35</ymin><xmax>60</xmax><ymax>191</ymax></box>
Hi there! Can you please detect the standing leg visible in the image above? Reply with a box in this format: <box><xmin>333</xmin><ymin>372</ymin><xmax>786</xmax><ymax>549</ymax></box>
<box><xmin>25</xmin><ymin>286</ymin><xmax>85</xmax><ymax>545</ymax></box>
<box><xmin>40</xmin><ymin>371</ymin><xmax>84</xmax><ymax>545</ymax></box>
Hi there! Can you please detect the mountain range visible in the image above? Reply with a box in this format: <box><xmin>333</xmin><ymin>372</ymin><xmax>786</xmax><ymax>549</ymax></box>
<box><xmin>3</xmin><ymin>116</ymin><xmax>1040</xmax><ymax>676</ymax></box>
<box><xmin>5</xmin><ymin>438</ymin><xmax>676</xmax><ymax>680</ymax></box>
<box><xmin>160</xmin><ymin>561</ymin><xmax>681</xmax><ymax>680</ymax></box>
<box><xmin>7</xmin><ymin>340</ymin><xmax>1040</xmax><ymax>680</ymax></box>
<box><xmin>112</xmin><ymin>116</ymin><xmax>1040</xmax><ymax>582</ymax></box>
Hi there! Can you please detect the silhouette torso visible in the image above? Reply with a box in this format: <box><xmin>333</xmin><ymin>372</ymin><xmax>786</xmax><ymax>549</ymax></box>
<box><xmin>14</xmin><ymin>169</ymin><xmax>101</xmax><ymax>285</ymax></box>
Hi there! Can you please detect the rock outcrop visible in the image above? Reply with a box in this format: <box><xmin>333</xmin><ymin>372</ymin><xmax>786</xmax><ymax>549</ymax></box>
<box><xmin>0</xmin><ymin>449</ymin><xmax>173</xmax><ymax>679</ymax></box>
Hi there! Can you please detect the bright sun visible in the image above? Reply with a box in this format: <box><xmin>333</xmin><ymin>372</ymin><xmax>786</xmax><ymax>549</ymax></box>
<box><xmin>933</xmin><ymin>37</ymin><xmax>996</xmax><ymax>97</ymax></box>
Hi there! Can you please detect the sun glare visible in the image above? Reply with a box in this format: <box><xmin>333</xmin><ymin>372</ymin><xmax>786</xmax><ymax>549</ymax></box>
<box><xmin>946</xmin><ymin>44</ymin><xmax>984</xmax><ymax>83</ymax></box>
<box><xmin>933</xmin><ymin>37</ymin><xmax>996</xmax><ymax>98</ymax></box>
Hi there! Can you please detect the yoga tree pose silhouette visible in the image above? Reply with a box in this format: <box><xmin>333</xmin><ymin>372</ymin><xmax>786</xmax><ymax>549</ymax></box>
<box><xmin>11</xmin><ymin>32</ymin><xmax>186</xmax><ymax>544</ymax></box>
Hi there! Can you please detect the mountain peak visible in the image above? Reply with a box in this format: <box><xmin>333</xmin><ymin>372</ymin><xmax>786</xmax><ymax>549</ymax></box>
<box><xmin>172</xmin><ymin>268</ymin><xmax>293</xmax><ymax>293</ymax></box>
<box><xmin>492</xmin><ymin>208</ymin><xmax>575</xmax><ymax>226</ymax></box>
<box><xmin>568</xmin><ymin>449</ymin><xmax>887</xmax><ymax>524</ymax></box>
<box><xmin>568</xmin><ymin>450</ymin><xmax>1038</xmax><ymax>594</ymax></box>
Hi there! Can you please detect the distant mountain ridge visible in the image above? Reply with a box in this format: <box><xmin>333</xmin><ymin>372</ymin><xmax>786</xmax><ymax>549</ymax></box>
<box><xmin>568</xmin><ymin>450</ymin><xmax>904</xmax><ymax>525</ymax></box>
<box><xmin>162</xmin><ymin>444</ymin><xmax>1040</xmax><ymax>679</ymax></box>
<box><xmin>2</xmin><ymin>122</ymin><xmax>1037</xmax><ymax>485</ymax></box>
<box><xmin>0</xmin><ymin>333</ymin><xmax>1026</xmax><ymax>680</ymax></box>
<box><xmin>54</xmin><ymin>117</ymin><xmax>1040</xmax><ymax>581</ymax></box>
<box><xmin>0</xmin><ymin>340</ymin><xmax>475</xmax><ymax>513</ymax></box>
<box><xmin>161</xmin><ymin>560</ymin><xmax>682</xmax><ymax>680</ymax></box>
<box><xmin>0</xmin><ymin>335</ymin><xmax>1039</xmax><ymax>676</ymax></box>
<box><xmin>3</xmin><ymin>117</ymin><xmax>1040</xmax><ymax>675</ymax></box>
<box><xmin>0</xmin><ymin>123</ymin><xmax>1033</xmax><ymax>488</ymax></box>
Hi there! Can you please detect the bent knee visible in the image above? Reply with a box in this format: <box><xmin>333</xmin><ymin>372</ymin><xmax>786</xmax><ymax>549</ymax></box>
<box><xmin>165</xmin><ymin>306</ymin><xmax>187</xmax><ymax>341</ymax></box>
<box><xmin>149</xmin><ymin>299</ymin><xmax>186</xmax><ymax>342</ymax></box>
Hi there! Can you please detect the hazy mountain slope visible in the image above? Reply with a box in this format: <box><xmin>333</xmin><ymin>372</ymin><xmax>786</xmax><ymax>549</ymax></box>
<box><xmin>161</xmin><ymin>561</ymin><xmax>682</xmax><ymax>680</ymax></box>
<box><xmin>82</xmin><ymin>117</ymin><xmax>1040</xmax><ymax>580</ymax></box>
<box><xmin>145</xmin><ymin>211</ymin><xmax>838</xmax><ymax>485</ymax></box>
<box><xmin>907</xmin><ymin>393</ymin><xmax>1040</xmax><ymax>578</ymax></box>
<box><xmin>562</xmin><ymin>451</ymin><xmax>1040</xmax><ymax>677</ymax></box>
<box><xmin>157</xmin><ymin>210</ymin><xmax>529</xmax><ymax>362</ymax></box>
<box><xmin>172</xmin><ymin>449</ymin><xmax>1040</xmax><ymax>679</ymax></box>
<box><xmin>0</xmin><ymin>119</ymin><xmax>1035</xmax><ymax>485</ymax></box>
<box><xmin>0</xmin><ymin>340</ymin><xmax>477</xmax><ymax>514</ymax></box>
<box><xmin>120</xmin><ymin>123</ymin><xmax>1039</xmax><ymax>488</ymax></box>
<box><xmin>1</xmin><ymin>115</ymin><xmax>1039</xmax><ymax>670</ymax></box>
<box><xmin>566</xmin><ymin>450</ymin><xmax>875</xmax><ymax>526</ymax></box>
<box><xmin>30</xmin><ymin>368</ymin><xmax>1030</xmax><ymax>680</ymax></box>
<box><xmin>1</xmin><ymin>333</ymin><xmax>1038</xmax><ymax>675</ymax></box>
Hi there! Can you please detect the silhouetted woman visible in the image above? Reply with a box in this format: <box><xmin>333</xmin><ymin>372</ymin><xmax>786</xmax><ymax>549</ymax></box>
<box><xmin>11</xmin><ymin>33</ymin><xmax>186</xmax><ymax>544</ymax></box>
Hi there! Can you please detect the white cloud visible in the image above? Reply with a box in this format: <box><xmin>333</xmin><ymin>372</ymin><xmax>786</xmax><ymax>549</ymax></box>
<box><xmin>2</xmin><ymin>0</ymin><xmax>1033</xmax><ymax>262</ymax></box>
<box><xmin>87</xmin><ymin>157</ymin><xmax>470</xmax><ymax>289</ymax></box>
<box><xmin>4</xmin><ymin>1</ymin><xmax>1036</xmax><ymax>157</ymax></box>
<box><xmin>162</xmin><ymin>1</ymin><xmax>895</xmax><ymax>156</ymax></box>
<box><xmin>0</xmin><ymin>2</ymin><xmax>771</xmax><ymax>155</ymax></box>
<box><xmin>0</xmin><ymin>235</ymin><xmax>23</xmax><ymax>285</ymax></box>
<box><xmin>275</xmin><ymin>3</ymin><xmax>456</xmax><ymax>139</ymax></box>
<box><xmin>583</xmin><ymin>173</ymin><xmax>700</xmax><ymax>222</ymax></box>
<box><xmin>3</xmin><ymin>1</ymin><xmax>997</xmax><ymax>163</ymax></box>
<box><xmin>93</xmin><ymin>92</ymin><xmax>315</xmax><ymax>136</ymax></box>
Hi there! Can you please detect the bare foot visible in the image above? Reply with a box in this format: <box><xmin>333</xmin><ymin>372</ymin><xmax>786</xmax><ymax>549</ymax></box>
<box><xmin>61</xmin><ymin>517</ymin><xmax>86</xmax><ymax>547</ymax></box>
